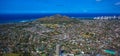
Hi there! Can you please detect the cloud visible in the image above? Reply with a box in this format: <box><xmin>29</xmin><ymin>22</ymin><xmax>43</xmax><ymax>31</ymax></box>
<box><xmin>96</xmin><ymin>0</ymin><xmax>102</xmax><ymax>2</ymax></box>
<box><xmin>115</xmin><ymin>2</ymin><xmax>120</xmax><ymax>6</ymax></box>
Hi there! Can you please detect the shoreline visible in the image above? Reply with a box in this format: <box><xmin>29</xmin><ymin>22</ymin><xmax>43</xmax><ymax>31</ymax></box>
<box><xmin>0</xmin><ymin>14</ymin><xmax>120</xmax><ymax>24</ymax></box>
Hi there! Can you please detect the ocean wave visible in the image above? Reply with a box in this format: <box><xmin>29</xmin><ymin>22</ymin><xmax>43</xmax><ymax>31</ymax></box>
<box><xmin>20</xmin><ymin>20</ymin><xmax>29</xmax><ymax>22</ymax></box>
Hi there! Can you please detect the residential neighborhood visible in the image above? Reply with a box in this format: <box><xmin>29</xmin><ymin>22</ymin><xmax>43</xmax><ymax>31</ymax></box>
<box><xmin>0</xmin><ymin>15</ymin><xmax>120</xmax><ymax>56</ymax></box>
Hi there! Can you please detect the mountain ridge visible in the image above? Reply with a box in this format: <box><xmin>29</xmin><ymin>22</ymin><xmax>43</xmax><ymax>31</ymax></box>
<box><xmin>34</xmin><ymin>14</ymin><xmax>78</xmax><ymax>24</ymax></box>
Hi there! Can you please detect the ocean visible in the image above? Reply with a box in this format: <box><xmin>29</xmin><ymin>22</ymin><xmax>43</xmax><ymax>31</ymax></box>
<box><xmin>0</xmin><ymin>13</ymin><xmax>120</xmax><ymax>24</ymax></box>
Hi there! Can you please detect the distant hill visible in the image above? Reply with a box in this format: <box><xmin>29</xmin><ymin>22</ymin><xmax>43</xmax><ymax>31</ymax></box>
<box><xmin>33</xmin><ymin>14</ymin><xmax>79</xmax><ymax>24</ymax></box>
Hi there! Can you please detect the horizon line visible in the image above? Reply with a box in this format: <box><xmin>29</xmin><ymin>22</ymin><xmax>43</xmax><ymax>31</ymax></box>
<box><xmin>0</xmin><ymin>13</ymin><xmax>120</xmax><ymax>15</ymax></box>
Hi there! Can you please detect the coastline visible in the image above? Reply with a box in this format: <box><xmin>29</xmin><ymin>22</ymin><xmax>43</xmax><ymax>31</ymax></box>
<box><xmin>0</xmin><ymin>13</ymin><xmax>120</xmax><ymax>24</ymax></box>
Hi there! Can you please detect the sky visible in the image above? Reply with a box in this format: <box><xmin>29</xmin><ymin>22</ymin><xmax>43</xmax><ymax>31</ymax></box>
<box><xmin>0</xmin><ymin>0</ymin><xmax>120</xmax><ymax>14</ymax></box>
